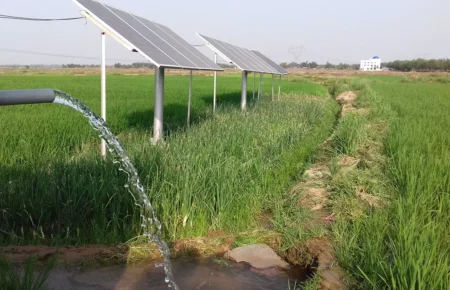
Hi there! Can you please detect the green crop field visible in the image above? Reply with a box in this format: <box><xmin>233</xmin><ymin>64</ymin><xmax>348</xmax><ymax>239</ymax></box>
<box><xmin>2</xmin><ymin>72</ymin><xmax>450</xmax><ymax>289</ymax></box>
<box><xmin>0</xmin><ymin>74</ymin><xmax>337</xmax><ymax>245</ymax></box>
<box><xmin>332</xmin><ymin>75</ymin><xmax>450</xmax><ymax>289</ymax></box>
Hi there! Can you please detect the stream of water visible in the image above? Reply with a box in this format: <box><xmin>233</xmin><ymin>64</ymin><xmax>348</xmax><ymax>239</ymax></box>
<box><xmin>53</xmin><ymin>90</ymin><xmax>179</xmax><ymax>290</ymax></box>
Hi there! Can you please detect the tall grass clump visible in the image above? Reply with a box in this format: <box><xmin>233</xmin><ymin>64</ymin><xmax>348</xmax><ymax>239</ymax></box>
<box><xmin>0</xmin><ymin>75</ymin><xmax>338</xmax><ymax>245</ymax></box>
<box><xmin>0</xmin><ymin>256</ymin><xmax>55</xmax><ymax>290</ymax></box>
<box><xmin>331</xmin><ymin>113</ymin><xmax>365</xmax><ymax>155</ymax></box>
<box><xmin>142</xmin><ymin>97</ymin><xmax>337</xmax><ymax>240</ymax></box>
<box><xmin>333</xmin><ymin>78</ymin><xmax>450</xmax><ymax>289</ymax></box>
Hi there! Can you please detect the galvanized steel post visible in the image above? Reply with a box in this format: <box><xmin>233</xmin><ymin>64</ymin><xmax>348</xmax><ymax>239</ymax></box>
<box><xmin>259</xmin><ymin>73</ymin><xmax>263</xmax><ymax>100</ymax></box>
<box><xmin>241</xmin><ymin>71</ymin><xmax>248</xmax><ymax>111</ymax></box>
<box><xmin>213</xmin><ymin>53</ymin><xmax>217</xmax><ymax>116</ymax></box>
<box><xmin>101</xmin><ymin>31</ymin><xmax>107</xmax><ymax>157</ymax></box>
<box><xmin>253</xmin><ymin>72</ymin><xmax>255</xmax><ymax>100</ymax></box>
<box><xmin>153</xmin><ymin>67</ymin><xmax>165</xmax><ymax>144</ymax></box>
<box><xmin>271</xmin><ymin>74</ymin><xmax>274</xmax><ymax>101</ymax></box>
<box><xmin>187</xmin><ymin>70</ymin><xmax>192</xmax><ymax>127</ymax></box>
<box><xmin>278</xmin><ymin>75</ymin><xmax>281</xmax><ymax>100</ymax></box>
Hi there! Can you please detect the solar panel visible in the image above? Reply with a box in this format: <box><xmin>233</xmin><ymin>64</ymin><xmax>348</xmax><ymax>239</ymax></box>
<box><xmin>74</xmin><ymin>0</ymin><xmax>222</xmax><ymax>71</ymax></box>
<box><xmin>197</xmin><ymin>34</ymin><xmax>280</xmax><ymax>74</ymax></box>
<box><xmin>251</xmin><ymin>50</ymin><xmax>288</xmax><ymax>75</ymax></box>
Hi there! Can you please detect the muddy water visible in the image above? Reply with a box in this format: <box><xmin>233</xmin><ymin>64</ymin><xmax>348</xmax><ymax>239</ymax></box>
<box><xmin>53</xmin><ymin>90</ymin><xmax>177</xmax><ymax>288</ymax></box>
<box><xmin>46</xmin><ymin>258</ymin><xmax>313</xmax><ymax>290</ymax></box>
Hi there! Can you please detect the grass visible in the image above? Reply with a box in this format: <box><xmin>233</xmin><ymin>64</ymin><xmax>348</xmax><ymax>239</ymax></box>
<box><xmin>331</xmin><ymin>113</ymin><xmax>365</xmax><ymax>155</ymax></box>
<box><xmin>0</xmin><ymin>74</ymin><xmax>336</xmax><ymax>245</ymax></box>
<box><xmin>331</xmin><ymin>77</ymin><xmax>450</xmax><ymax>289</ymax></box>
<box><xmin>0</xmin><ymin>256</ymin><xmax>55</xmax><ymax>290</ymax></box>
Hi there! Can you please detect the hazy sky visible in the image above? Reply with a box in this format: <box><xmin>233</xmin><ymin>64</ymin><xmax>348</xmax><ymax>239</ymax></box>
<box><xmin>0</xmin><ymin>0</ymin><xmax>449</xmax><ymax>65</ymax></box>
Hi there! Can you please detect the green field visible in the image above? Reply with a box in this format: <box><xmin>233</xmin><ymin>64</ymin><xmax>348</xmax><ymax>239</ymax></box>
<box><xmin>332</xmin><ymin>76</ymin><xmax>450</xmax><ymax>289</ymax></box>
<box><xmin>2</xmin><ymin>72</ymin><xmax>450</xmax><ymax>289</ymax></box>
<box><xmin>0</xmin><ymin>74</ymin><xmax>337</xmax><ymax>245</ymax></box>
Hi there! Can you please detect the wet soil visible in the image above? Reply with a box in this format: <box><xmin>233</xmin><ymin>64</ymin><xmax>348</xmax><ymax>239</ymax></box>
<box><xmin>35</xmin><ymin>257</ymin><xmax>313</xmax><ymax>290</ymax></box>
<box><xmin>1</xmin><ymin>245</ymin><xmax>127</xmax><ymax>264</ymax></box>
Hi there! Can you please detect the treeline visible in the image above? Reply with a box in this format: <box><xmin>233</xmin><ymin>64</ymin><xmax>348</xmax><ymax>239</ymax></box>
<box><xmin>279</xmin><ymin>59</ymin><xmax>450</xmax><ymax>72</ymax></box>
<box><xmin>63</xmin><ymin>64</ymin><xmax>99</xmax><ymax>68</ymax></box>
<box><xmin>280</xmin><ymin>61</ymin><xmax>319</xmax><ymax>69</ymax></box>
<box><xmin>382</xmin><ymin>59</ymin><xmax>450</xmax><ymax>72</ymax></box>
<box><xmin>114</xmin><ymin>62</ymin><xmax>156</xmax><ymax>68</ymax></box>
<box><xmin>218</xmin><ymin>63</ymin><xmax>236</xmax><ymax>69</ymax></box>
<box><xmin>280</xmin><ymin>61</ymin><xmax>359</xmax><ymax>70</ymax></box>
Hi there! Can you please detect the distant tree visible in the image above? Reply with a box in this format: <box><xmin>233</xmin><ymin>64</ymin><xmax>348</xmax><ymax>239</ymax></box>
<box><xmin>277</xmin><ymin>60</ymin><xmax>358</xmax><ymax>70</ymax></box>
<box><xmin>384</xmin><ymin>59</ymin><xmax>450</xmax><ymax>72</ymax></box>
<box><xmin>324</xmin><ymin>62</ymin><xmax>334</xmax><ymax>69</ymax></box>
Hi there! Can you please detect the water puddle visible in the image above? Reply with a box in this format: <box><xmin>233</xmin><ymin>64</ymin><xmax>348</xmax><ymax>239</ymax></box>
<box><xmin>45</xmin><ymin>258</ymin><xmax>313</xmax><ymax>290</ymax></box>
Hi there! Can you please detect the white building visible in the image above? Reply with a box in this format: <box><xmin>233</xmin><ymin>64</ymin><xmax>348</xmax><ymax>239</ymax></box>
<box><xmin>360</xmin><ymin>56</ymin><xmax>381</xmax><ymax>71</ymax></box>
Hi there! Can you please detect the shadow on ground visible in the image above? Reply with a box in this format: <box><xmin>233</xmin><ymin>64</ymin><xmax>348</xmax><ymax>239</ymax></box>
<box><xmin>126</xmin><ymin>91</ymin><xmax>243</xmax><ymax>135</ymax></box>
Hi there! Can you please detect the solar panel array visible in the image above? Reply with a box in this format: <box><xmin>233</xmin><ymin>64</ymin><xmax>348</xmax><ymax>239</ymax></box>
<box><xmin>74</xmin><ymin>0</ymin><xmax>222</xmax><ymax>71</ymax></box>
<box><xmin>251</xmin><ymin>50</ymin><xmax>288</xmax><ymax>75</ymax></box>
<box><xmin>197</xmin><ymin>34</ymin><xmax>282</xmax><ymax>75</ymax></box>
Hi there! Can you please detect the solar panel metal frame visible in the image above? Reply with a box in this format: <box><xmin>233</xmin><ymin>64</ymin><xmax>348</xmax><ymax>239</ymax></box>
<box><xmin>251</xmin><ymin>50</ymin><xmax>288</xmax><ymax>75</ymax></box>
<box><xmin>73</xmin><ymin>0</ymin><xmax>223</xmax><ymax>71</ymax></box>
<box><xmin>197</xmin><ymin>33</ymin><xmax>280</xmax><ymax>74</ymax></box>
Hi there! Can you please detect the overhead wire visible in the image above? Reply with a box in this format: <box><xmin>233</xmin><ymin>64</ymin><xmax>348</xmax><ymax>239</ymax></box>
<box><xmin>0</xmin><ymin>14</ymin><xmax>85</xmax><ymax>21</ymax></box>
<box><xmin>1</xmin><ymin>14</ymin><xmax>207</xmax><ymax>49</ymax></box>
<box><xmin>0</xmin><ymin>48</ymin><xmax>143</xmax><ymax>62</ymax></box>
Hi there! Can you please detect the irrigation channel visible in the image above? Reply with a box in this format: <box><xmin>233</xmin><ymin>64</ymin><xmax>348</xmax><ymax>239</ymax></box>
<box><xmin>53</xmin><ymin>90</ymin><xmax>178</xmax><ymax>290</ymax></box>
<box><xmin>2</xmin><ymin>90</ymin><xmax>313</xmax><ymax>289</ymax></box>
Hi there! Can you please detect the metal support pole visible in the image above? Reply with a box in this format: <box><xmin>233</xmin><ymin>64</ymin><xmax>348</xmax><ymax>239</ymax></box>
<box><xmin>187</xmin><ymin>70</ymin><xmax>192</xmax><ymax>127</ymax></box>
<box><xmin>259</xmin><ymin>73</ymin><xmax>263</xmax><ymax>100</ymax></box>
<box><xmin>271</xmin><ymin>74</ymin><xmax>274</xmax><ymax>101</ymax></box>
<box><xmin>213</xmin><ymin>53</ymin><xmax>217</xmax><ymax>116</ymax></box>
<box><xmin>241</xmin><ymin>71</ymin><xmax>248</xmax><ymax>111</ymax></box>
<box><xmin>253</xmin><ymin>72</ymin><xmax>255</xmax><ymax>100</ymax></box>
<box><xmin>101</xmin><ymin>32</ymin><xmax>106</xmax><ymax>157</ymax></box>
<box><xmin>278</xmin><ymin>75</ymin><xmax>281</xmax><ymax>100</ymax></box>
<box><xmin>257</xmin><ymin>73</ymin><xmax>261</xmax><ymax>100</ymax></box>
<box><xmin>153</xmin><ymin>67</ymin><xmax>164</xmax><ymax>144</ymax></box>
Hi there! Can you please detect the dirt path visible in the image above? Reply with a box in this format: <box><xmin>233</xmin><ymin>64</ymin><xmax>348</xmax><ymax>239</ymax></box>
<box><xmin>293</xmin><ymin>91</ymin><xmax>360</xmax><ymax>290</ymax></box>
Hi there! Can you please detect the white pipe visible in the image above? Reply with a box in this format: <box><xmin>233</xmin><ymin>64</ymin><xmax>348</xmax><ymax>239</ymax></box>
<box><xmin>213</xmin><ymin>53</ymin><xmax>217</xmax><ymax>116</ymax></box>
<box><xmin>187</xmin><ymin>70</ymin><xmax>192</xmax><ymax>126</ymax></box>
<box><xmin>101</xmin><ymin>31</ymin><xmax>106</xmax><ymax>157</ymax></box>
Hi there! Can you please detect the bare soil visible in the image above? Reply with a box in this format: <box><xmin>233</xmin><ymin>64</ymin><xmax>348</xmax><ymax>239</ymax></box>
<box><xmin>0</xmin><ymin>245</ymin><xmax>127</xmax><ymax>264</ymax></box>
<box><xmin>336</xmin><ymin>91</ymin><xmax>357</xmax><ymax>104</ymax></box>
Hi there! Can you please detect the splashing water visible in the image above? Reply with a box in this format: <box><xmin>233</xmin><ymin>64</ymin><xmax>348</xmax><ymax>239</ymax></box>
<box><xmin>53</xmin><ymin>90</ymin><xmax>179</xmax><ymax>290</ymax></box>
